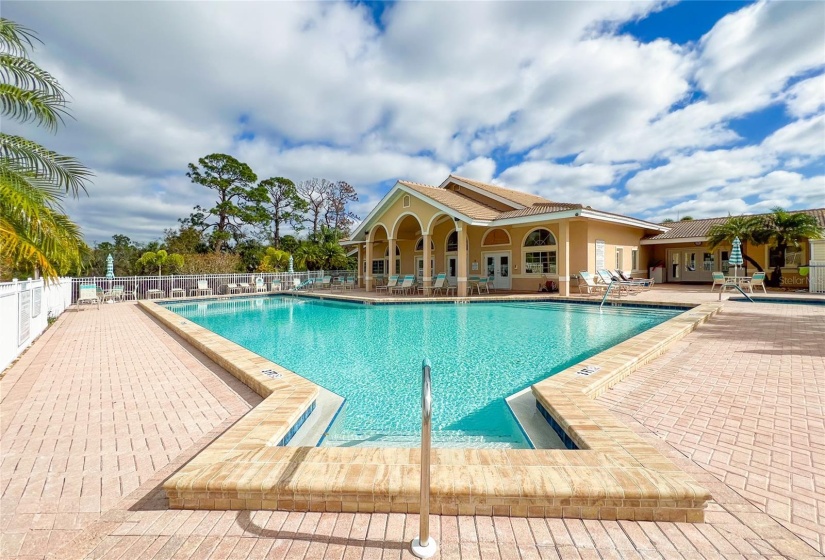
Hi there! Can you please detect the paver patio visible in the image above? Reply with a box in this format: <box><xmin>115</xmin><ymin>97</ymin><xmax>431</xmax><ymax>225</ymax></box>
<box><xmin>1</xmin><ymin>288</ymin><xmax>822</xmax><ymax>559</ymax></box>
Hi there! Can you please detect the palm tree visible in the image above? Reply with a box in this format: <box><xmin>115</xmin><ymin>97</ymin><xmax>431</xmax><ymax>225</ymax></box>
<box><xmin>756</xmin><ymin>207</ymin><xmax>823</xmax><ymax>286</ymax></box>
<box><xmin>707</xmin><ymin>215</ymin><xmax>764</xmax><ymax>272</ymax></box>
<box><xmin>0</xmin><ymin>18</ymin><xmax>92</xmax><ymax>280</ymax></box>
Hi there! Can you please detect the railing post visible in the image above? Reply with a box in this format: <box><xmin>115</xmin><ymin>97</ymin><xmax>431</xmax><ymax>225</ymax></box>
<box><xmin>411</xmin><ymin>358</ymin><xmax>437</xmax><ymax>558</ymax></box>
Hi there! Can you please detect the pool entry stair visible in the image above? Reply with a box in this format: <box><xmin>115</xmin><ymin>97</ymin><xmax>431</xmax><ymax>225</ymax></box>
<box><xmin>139</xmin><ymin>296</ymin><xmax>723</xmax><ymax>522</ymax></box>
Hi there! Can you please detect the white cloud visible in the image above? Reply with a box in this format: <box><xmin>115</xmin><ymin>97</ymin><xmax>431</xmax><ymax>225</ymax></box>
<box><xmin>696</xmin><ymin>0</ymin><xmax>825</xmax><ymax>112</ymax></box>
<box><xmin>2</xmin><ymin>0</ymin><xmax>823</xmax><ymax>242</ymax></box>
<box><xmin>784</xmin><ymin>75</ymin><xmax>825</xmax><ymax>118</ymax></box>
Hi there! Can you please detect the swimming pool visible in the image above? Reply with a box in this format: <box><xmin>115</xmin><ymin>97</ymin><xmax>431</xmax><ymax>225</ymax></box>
<box><xmin>164</xmin><ymin>296</ymin><xmax>682</xmax><ymax>448</ymax></box>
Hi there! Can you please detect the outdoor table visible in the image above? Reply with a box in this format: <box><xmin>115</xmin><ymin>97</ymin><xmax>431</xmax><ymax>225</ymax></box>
<box><xmin>146</xmin><ymin>289</ymin><xmax>165</xmax><ymax>299</ymax></box>
<box><xmin>170</xmin><ymin>288</ymin><xmax>186</xmax><ymax>298</ymax></box>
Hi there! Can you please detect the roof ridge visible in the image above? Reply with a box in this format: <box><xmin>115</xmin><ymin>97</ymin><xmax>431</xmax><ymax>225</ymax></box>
<box><xmin>658</xmin><ymin>207</ymin><xmax>825</xmax><ymax>225</ymax></box>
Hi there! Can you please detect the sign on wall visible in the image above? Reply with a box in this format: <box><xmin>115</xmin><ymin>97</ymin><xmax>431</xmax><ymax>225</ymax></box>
<box><xmin>32</xmin><ymin>287</ymin><xmax>42</xmax><ymax>318</ymax></box>
<box><xmin>595</xmin><ymin>240</ymin><xmax>605</xmax><ymax>270</ymax></box>
<box><xmin>18</xmin><ymin>289</ymin><xmax>31</xmax><ymax>346</ymax></box>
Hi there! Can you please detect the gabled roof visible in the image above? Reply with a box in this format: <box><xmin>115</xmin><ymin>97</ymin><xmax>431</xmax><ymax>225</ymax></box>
<box><xmin>444</xmin><ymin>175</ymin><xmax>553</xmax><ymax>208</ymax></box>
<box><xmin>398</xmin><ymin>180</ymin><xmax>500</xmax><ymax>221</ymax></box>
<box><xmin>643</xmin><ymin>208</ymin><xmax>825</xmax><ymax>241</ymax></box>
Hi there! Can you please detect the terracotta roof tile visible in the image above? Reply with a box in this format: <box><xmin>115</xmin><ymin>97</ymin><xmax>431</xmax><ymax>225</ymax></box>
<box><xmin>645</xmin><ymin>208</ymin><xmax>825</xmax><ymax>240</ymax></box>
<box><xmin>448</xmin><ymin>175</ymin><xmax>552</xmax><ymax>207</ymax></box>
<box><xmin>495</xmin><ymin>203</ymin><xmax>583</xmax><ymax>220</ymax></box>
<box><xmin>398</xmin><ymin>181</ymin><xmax>501</xmax><ymax>221</ymax></box>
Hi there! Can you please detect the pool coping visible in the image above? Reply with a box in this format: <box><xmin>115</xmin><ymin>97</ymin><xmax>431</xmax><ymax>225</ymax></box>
<box><xmin>139</xmin><ymin>293</ymin><xmax>723</xmax><ymax>521</ymax></box>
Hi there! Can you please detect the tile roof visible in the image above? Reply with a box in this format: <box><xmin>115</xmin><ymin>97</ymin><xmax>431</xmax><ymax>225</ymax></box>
<box><xmin>397</xmin><ymin>180</ymin><xmax>502</xmax><ymax>221</ymax></box>
<box><xmin>495</xmin><ymin>203</ymin><xmax>583</xmax><ymax>219</ymax></box>
<box><xmin>448</xmin><ymin>175</ymin><xmax>552</xmax><ymax>207</ymax></box>
<box><xmin>644</xmin><ymin>208</ymin><xmax>825</xmax><ymax>240</ymax></box>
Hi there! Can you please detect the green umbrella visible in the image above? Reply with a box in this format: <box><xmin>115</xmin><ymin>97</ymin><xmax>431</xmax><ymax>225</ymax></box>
<box><xmin>729</xmin><ymin>237</ymin><xmax>743</xmax><ymax>278</ymax></box>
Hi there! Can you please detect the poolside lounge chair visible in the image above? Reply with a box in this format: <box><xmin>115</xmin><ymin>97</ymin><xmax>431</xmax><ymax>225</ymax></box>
<box><xmin>615</xmin><ymin>270</ymin><xmax>654</xmax><ymax>289</ymax></box>
<box><xmin>189</xmin><ymin>280</ymin><xmax>213</xmax><ymax>297</ymax></box>
<box><xmin>391</xmin><ymin>275</ymin><xmax>415</xmax><ymax>295</ymax></box>
<box><xmin>77</xmin><ymin>284</ymin><xmax>100</xmax><ymax>309</ymax></box>
<box><xmin>332</xmin><ymin>277</ymin><xmax>356</xmax><ymax>291</ymax></box>
<box><xmin>270</xmin><ymin>279</ymin><xmax>282</xmax><ymax>292</ymax></box>
<box><xmin>711</xmin><ymin>271</ymin><xmax>725</xmax><ymax>292</ymax></box>
<box><xmin>318</xmin><ymin>275</ymin><xmax>332</xmax><ymax>289</ymax></box>
<box><xmin>431</xmin><ymin>274</ymin><xmax>455</xmax><ymax>296</ymax></box>
<box><xmin>254</xmin><ymin>277</ymin><xmax>268</xmax><ymax>292</ymax></box>
<box><xmin>577</xmin><ymin>272</ymin><xmax>608</xmax><ymax>296</ymax></box>
<box><xmin>376</xmin><ymin>275</ymin><xmax>398</xmax><ymax>293</ymax></box>
<box><xmin>596</xmin><ymin>269</ymin><xmax>638</xmax><ymax>295</ymax></box>
<box><xmin>739</xmin><ymin>271</ymin><xmax>767</xmax><ymax>293</ymax></box>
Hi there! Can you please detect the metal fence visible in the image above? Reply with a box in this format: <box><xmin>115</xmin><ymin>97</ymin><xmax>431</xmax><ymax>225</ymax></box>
<box><xmin>69</xmin><ymin>271</ymin><xmax>354</xmax><ymax>303</ymax></box>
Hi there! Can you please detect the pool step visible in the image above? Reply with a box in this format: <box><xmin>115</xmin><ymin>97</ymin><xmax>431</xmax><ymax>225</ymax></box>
<box><xmin>319</xmin><ymin>431</ymin><xmax>523</xmax><ymax>449</ymax></box>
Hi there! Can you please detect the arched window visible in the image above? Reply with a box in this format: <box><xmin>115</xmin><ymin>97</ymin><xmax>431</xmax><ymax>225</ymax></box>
<box><xmin>523</xmin><ymin>228</ymin><xmax>557</xmax><ymax>274</ymax></box>
<box><xmin>524</xmin><ymin>228</ymin><xmax>556</xmax><ymax>247</ymax></box>
<box><xmin>415</xmin><ymin>238</ymin><xmax>435</xmax><ymax>252</ymax></box>
<box><xmin>483</xmin><ymin>228</ymin><xmax>511</xmax><ymax>246</ymax></box>
<box><xmin>446</xmin><ymin>231</ymin><xmax>458</xmax><ymax>252</ymax></box>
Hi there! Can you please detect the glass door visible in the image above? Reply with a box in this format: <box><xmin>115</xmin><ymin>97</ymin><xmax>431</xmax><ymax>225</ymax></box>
<box><xmin>484</xmin><ymin>253</ymin><xmax>511</xmax><ymax>290</ymax></box>
<box><xmin>447</xmin><ymin>257</ymin><xmax>457</xmax><ymax>285</ymax></box>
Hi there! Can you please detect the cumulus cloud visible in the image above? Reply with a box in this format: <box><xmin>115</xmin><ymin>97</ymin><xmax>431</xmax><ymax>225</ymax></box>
<box><xmin>3</xmin><ymin>0</ymin><xmax>823</xmax><ymax>242</ymax></box>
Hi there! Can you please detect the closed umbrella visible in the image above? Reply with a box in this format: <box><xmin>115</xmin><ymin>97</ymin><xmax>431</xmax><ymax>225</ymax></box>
<box><xmin>288</xmin><ymin>255</ymin><xmax>294</xmax><ymax>273</ymax></box>
<box><xmin>729</xmin><ymin>237</ymin><xmax>743</xmax><ymax>279</ymax></box>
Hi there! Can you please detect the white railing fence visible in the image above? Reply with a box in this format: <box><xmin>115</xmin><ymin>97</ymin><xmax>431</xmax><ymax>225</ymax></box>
<box><xmin>69</xmin><ymin>270</ymin><xmax>354</xmax><ymax>303</ymax></box>
<box><xmin>809</xmin><ymin>263</ymin><xmax>825</xmax><ymax>294</ymax></box>
<box><xmin>1</xmin><ymin>277</ymin><xmax>72</xmax><ymax>372</ymax></box>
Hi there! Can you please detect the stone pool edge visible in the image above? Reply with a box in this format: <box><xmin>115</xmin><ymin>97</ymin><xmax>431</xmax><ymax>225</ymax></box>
<box><xmin>139</xmin><ymin>297</ymin><xmax>722</xmax><ymax>522</ymax></box>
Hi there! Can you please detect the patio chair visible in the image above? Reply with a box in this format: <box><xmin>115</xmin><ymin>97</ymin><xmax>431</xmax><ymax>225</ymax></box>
<box><xmin>255</xmin><ymin>277</ymin><xmax>268</xmax><ymax>292</ymax></box>
<box><xmin>103</xmin><ymin>285</ymin><xmax>124</xmax><ymax>302</ymax></box>
<box><xmin>318</xmin><ymin>275</ymin><xmax>333</xmax><ymax>289</ymax></box>
<box><xmin>270</xmin><ymin>279</ymin><xmax>282</xmax><ymax>292</ymax></box>
<box><xmin>391</xmin><ymin>275</ymin><xmax>415</xmax><ymax>295</ymax></box>
<box><xmin>189</xmin><ymin>280</ymin><xmax>213</xmax><ymax>297</ymax></box>
<box><xmin>77</xmin><ymin>284</ymin><xmax>100</xmax><ymax>309</ymax></box>
<box><xmin>486</xmin><ymin>275</ymin><xmax>496</xmax><ymax>293</ymax></box>
<box><xmin>431</xmin><ymin>273</ymin><xmax>455</xmax><ymax>296</ymax></box>
<box><xmin>710</xmin><ymin>271</ymin><xmax>725</xmax><ymax>292</ymax></box>
<box><xmin>739</xmin><ymin>271</ymin><xmax>767</xmax><ymax>294</ymax></box>
<box><xmin>577</xmin><ymin>272</ymin><xmax>608</xmax><ymax>296</ymax></box>
<box><xmin>332</xmin><ymin>277</ymin><xmax>356</xmax><ymax>291</ymax></box>
<box><xmin>376</xmin><ymin>275</ymin><xmax>399</xmax><ymax>293</ymax></box>
<box><xmin>615</xmin><ymin>269</ymin><xmax>654</xmax><ymax>290</ymax></box>
<box><xmin>121</xmin><ymin>286</ymin><xmax>136</xmax><ymax>301</ymax></box>
<box><xmin>475</xmin><ymin>277</ymin><xmax>490</xmax><ymax>295</ymax></box>
<box><xmin>225</xmin><ymin>283</ymin><xmax>243</xmax><ymax>294</ymax></box>
<box><xmin>238</xmin><ymin>282</ymin><xmax>254</xmax><ymax>293</ymax></box>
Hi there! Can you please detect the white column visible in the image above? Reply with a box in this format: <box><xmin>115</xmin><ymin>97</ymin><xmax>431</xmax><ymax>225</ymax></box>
<box><xmin>388</xmin><ymin>238</ymin><xmax>397</xmax><ymax>277</ymax></box>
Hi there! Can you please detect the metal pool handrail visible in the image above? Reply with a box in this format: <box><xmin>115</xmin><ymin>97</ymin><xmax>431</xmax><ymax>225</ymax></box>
<box><xmin>411</xmin><ymin>358</ymin><xmax>437</xmax><ymax>558</ymax></box>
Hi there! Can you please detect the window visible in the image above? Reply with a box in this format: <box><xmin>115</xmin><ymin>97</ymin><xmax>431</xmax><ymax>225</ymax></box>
<box><xmin>770</xmin><ymin>245</ymin><xmax>802</xmax><ymax>268</ymax></box>
<box><xmin>524</xmin><ymin>228</ymin><xmax>556</xmax><ymax>247</ymax></box>
<box><xmin>372</xmin><ymin>260</ymin><xmax>385</xmax><ymax>274</ymax></box>
<box><xmin>702</xmin><ymin>252</ymin><xmax>715</xmax><ymax>271</ymax></box>
<box><xmin>446</xmin><ymin>231</ymin><xmax>458</xmax><ymax>252</ymax></box>
<box><xmin>403</xmin><ymin>195</ymin><xmax>410</xmax><ymax>208</ymax></box>
<box><xmin>523</xmin><ymin>228</ymin><xmax>557</xmax><ymax>274</ymax></box>
<box><xmin>631</xmin><ymin>249</ymin><xmax>638</xmax><ymax>271</ymax></box>
<box><xmin>385</xmin><ymin>246</ymin><xmax>401</xmax><ymax>274</ymax></box>
<box><xmin>415</xmin><ymin>238</ymin><xmax>435</xmax><ymax>252</ymax></box>
<box><xmin>483</xmin><ymin>228</ymin><xmax>510</xmax><ymax>246</ymax></box>
<box><xmin>615</xmin><ymin>248</ymin><xmax>624</xmax><ymax>270</ymax></box>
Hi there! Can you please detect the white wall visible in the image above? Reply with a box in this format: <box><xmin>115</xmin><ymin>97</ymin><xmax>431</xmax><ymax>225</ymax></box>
<box><xmin>0</xmin><ymin>278</ymin><xmax>72</xmax><ymax>372</ymax></box>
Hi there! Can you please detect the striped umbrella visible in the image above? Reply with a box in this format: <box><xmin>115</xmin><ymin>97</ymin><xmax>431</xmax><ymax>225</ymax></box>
<box><xmin>729</xmin><ymin>237</ymin><xmax>743</xmax><ymax>278</ymax></box>
<box><xmin>105</xmin><ymin>253</ymin><xmax>115</xmax><ymax>279</ymax></box>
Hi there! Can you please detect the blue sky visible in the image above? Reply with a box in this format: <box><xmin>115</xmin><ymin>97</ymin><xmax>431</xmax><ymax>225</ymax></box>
<box><xmin>5</xmin><ymin>0</ymin><xmax>824</xmax><ymax>242</ymax></box>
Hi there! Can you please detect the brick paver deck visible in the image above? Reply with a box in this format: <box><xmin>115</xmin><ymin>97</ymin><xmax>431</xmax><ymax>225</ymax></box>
<box><xmin>1</xmin><ymin>290</ymin><xmax>823</xmax><ymax>559</ymax></box>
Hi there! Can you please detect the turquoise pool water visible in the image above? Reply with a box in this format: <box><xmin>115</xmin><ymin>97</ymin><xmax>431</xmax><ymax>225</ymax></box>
<box><xmin>163</xmin><ymin>297</ymin><xmax>682</xmax><ymax>448</ymax></box>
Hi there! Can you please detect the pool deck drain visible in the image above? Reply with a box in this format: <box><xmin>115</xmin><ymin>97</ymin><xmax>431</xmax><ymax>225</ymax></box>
<box><xmin>139</xmin><ymin>295</ymin><xmax>722</xmax><ymax>522</ymax></box>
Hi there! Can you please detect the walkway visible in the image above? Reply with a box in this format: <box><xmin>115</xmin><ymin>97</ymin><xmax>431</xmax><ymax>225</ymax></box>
<box><xmin>0</xmin><ymin>290</ymin><xmax>822</xmax><ymax>559</ymax></box>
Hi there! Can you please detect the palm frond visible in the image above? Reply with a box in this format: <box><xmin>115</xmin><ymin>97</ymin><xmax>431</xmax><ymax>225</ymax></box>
<box><xmin>0</xmin><ymin>83</ymin><xmax>67</xmax><ymax>131</ymax></box>
<box><xmin>0</xmin><ymin>134</ymin><xmax>91</xmax><ymax>195</ymax></box>
<box><xmin>0</xmin><ymin>18</ymin><xmax>38</xmax><ymax>58</ymax></box>
<box><xmin>0</xmin><ymin>54</ymin><xmax>66</xmax><ymax>99</ymax></box>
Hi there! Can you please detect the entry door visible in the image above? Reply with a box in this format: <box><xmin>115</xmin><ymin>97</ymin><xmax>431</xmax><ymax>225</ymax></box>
<box><xmin>668</xmin><ymin>249</ymin><xmax>680</xmax><ymax>281</ymax></box>
<box><xmin>485</xmin><ymin>253</ymin><xmax>511</xmax><ymax>290</ymax></box>
<box><xmin>447</xmin><ymin>256</ymin><xmax>457</xmax><ymax>284</ymax></box>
